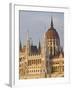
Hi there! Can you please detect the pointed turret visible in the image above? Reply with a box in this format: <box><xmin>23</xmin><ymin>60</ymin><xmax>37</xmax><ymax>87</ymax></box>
<box><xmin>38</xmin><ymin>40</ymin><xmax>41</xmax><ymax>53</ymax></box>
<box><xmin>38</xmin><ymin>41</ymin><xmax>41</xmax><ymax>49</ymax></box>
<box><xmin>20</xmin><ymin>41</ymin><xmax>22</xmax><ymax>51</ymax></box>
<box><xmin>26</xmin><ymin>30</ymin><xmax>30</xmax><ymax>55</ymax></box>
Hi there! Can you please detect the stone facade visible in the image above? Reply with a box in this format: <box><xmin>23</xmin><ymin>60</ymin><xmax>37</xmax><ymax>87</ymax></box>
<box><xmin>19</xmin><ymin>18</ymin><xmax>64</xmax><ymax>79</ymax></box>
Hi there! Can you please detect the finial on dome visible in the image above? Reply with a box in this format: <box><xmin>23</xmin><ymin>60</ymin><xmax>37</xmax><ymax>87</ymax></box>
<box><xmin>51</xmin><ymin>16</ymin><xmax>53</xmax><ymax>27</ymax></box>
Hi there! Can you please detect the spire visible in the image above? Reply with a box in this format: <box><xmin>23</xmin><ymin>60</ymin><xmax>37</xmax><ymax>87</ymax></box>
<box><xmin>39</xmin><ymin>41</ymin><xmax>41</xmax><ymax>49</ymax></box>
<box><xmin>38</xmin><ymin>40</ymin><xmax>41</xmax><ymax>53</ymax></box>
<box><xmin>30</xmin><ymin>37</ymin><xmax>33</xmax><ymax>46</ymax></box>
<box><xmin>51</xmin><ymin>16</ymin><xmax>53</xmax><ymax>27</ymax></box>
<box><xmin>20</xmin><ymin>41</ymin><xmax>22</xmax><ymax>51</ymax></box>
<box><xmin>26</xmin><ymin>30</ymin><xmax>30</xmax><ymax>55</ymax></box>
<box><xmin>27</xmin><ymin>30</ymin><xmax>29</xmax><ymax>41</ymax></box>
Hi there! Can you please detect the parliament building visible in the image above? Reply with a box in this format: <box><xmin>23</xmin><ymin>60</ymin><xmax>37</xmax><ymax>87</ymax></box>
<box><xmin>19</xmin><ymin>17</ymin><xmax>64</xmax><ymax>79</ymax></box>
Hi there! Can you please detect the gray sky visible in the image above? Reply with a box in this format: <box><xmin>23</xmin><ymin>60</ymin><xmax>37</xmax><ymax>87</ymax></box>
<box><xmin>19</xmin><ymin>10</ymin><xmax>64</xmax><ymax>48</ymax></box>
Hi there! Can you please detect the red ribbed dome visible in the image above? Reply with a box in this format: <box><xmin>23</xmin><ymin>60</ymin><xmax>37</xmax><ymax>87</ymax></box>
<box><xmin>46</xmin><ymin>27</ymin><xmax>59</xmax><ymax>39</ymax></box>
<box><xmin>46</xmin><ymin>17</ymin><xmax>59</xmax><ymax>40</ymax></box>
